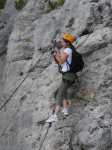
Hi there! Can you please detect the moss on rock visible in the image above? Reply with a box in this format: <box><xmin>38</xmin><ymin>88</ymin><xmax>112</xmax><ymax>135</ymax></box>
<box><xmin>15</xmin><ymin>0</ymin><xmax>26</xmax><ymax>10</ymax></box>
<box><xmin>47</xmin><ymin>0</ymin><xmax>65</xmax><ymax>12</ymax></box>
<box><xmin>0</xmin><ymin>0</ymin><xmax>7</xmax><ymax>9</ymax></box>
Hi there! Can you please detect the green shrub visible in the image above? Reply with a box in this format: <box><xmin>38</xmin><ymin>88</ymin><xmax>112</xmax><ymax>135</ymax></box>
<box><xmin>57</xmin><ymin>0</ymin><xmax>65</xmax><ymax>6</ymax></box>
<box><xmin>47</xmin><ymin>0</ymin><xmax>65</xmax><ymax>12</ymax></box>
<box><xmin>15</xmin><ymin>0</ymin><xmax>26</xmax><ymax>10</ymax></box>
<box><xmin>0</xmin><ymin>0</ymin><xmax>7</xmax><ymax>9</ymax></box>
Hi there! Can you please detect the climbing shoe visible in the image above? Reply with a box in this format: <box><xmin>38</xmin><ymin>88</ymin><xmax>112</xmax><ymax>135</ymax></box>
<box><xmin>46</xmin><ymin>114</ymin><xmax>58</xmax><ymax>123</ymax></box>
<box><xmin>62</xmin><ymin>108</ymin><xmax>69</xmax><ymax>116</ymax></box>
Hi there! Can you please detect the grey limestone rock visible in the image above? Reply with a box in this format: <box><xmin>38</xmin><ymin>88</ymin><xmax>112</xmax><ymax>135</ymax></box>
<box><xmin>0</xmin><ymin>0</ymin><xmax>112</xmax><ymax>150</ymax></box>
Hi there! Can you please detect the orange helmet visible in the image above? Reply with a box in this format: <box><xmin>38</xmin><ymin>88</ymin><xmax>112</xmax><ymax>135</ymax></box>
<box><xmin>62</xmin><ymin>33</ymin><xmax>77</xmax><ymax>43</ymax></box>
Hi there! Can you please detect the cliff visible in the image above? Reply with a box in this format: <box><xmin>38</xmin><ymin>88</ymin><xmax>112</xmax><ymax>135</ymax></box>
<box><xmin>0</xmin><ymin>0</ymin><xmax>112</xmax><ymax>150</ymax></box>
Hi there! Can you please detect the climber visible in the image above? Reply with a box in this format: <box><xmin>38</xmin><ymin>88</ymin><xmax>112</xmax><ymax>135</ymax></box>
<box><xmin>46</xmin><ymin>33</ymin><xmax>78</xmax><ymax>123</ymax></box>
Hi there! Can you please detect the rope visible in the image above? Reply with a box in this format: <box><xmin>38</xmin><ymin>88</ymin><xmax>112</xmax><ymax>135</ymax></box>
<box><xmin>0</xmin><ymin>56</ymin><xmax>42</xmax><ymax>112</ymax></box>
<box><xmin>38</xmin><ymin>123</ymin><xmax>52</xmax><ymax>150</ymax></box>
<box><xmin>0</xmin><ymin>74</ymin><xmax>29</xmax><ymax>111</ymax></box>
<box><xmin>0</xmin><ymin>56</ymin><xmax>43</xmax><ymax>138</ymax></box>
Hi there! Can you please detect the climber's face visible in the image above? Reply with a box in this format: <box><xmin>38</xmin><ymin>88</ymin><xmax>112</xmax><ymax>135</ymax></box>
<box><xmin>60</xmin><ymin>38</ymin><xmax>67</xmax><ymax>48</ymax></box>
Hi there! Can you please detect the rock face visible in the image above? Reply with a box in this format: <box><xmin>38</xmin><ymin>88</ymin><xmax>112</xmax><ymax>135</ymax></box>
<box><xmin>0</xmin><ymin>0</ymin><xmax>112</xmax><ymax>150</ymax></box>
<box><xmin>0</xmin><ymin>0</ymin><xmax>17</xmax><ymax>54</ymax></box>
<box><xmin>0</xmin><ymin>0</ymin><xmax>17</xmax><ymax>103</ymax></box>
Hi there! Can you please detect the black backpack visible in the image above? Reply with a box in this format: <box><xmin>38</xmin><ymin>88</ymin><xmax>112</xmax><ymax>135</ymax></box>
<box><xmin>66</xmin><ymin>46</ymin><xmax>84</xmax><ymax>73</ymax></box>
